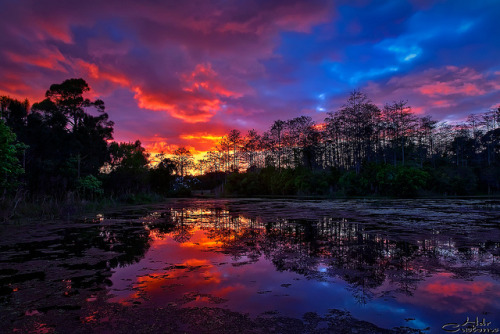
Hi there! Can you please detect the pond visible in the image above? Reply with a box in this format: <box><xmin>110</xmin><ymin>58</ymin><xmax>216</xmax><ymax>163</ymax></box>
<box><xmin>1</xmin><ymin>199</ymin><xmax>499</xmax><ymax>333</ymax></box>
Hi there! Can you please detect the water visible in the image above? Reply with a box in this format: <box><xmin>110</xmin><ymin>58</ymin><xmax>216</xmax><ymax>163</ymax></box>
<box><xmin>1</xmin><ymin>199</ymin><xmax>499</xmax><ymax>333</ymax></box>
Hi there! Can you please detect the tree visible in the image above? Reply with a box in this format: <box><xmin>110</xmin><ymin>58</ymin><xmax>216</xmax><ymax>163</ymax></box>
<box><xmin>382</xmin><ymin>100</ymin><xmax>416</xmax><ymax>166</ymax></box>
<box><xmin>32</xmin><ymin>78</ymin><xmax>113</xmax><ymax>176</ymax></box>
<box><xmin>325</xmin><ymin>91</ymin><xmax>381</xmax><ymax>172</ymax></box>
<box><xmin>416</xmin><ymin>116</ymin><xmax>437</xmax><ymax>167</ymax></box>
<box><xmin>270</xmin><ymin>120</ymin><xmax>285</xmax><ymax>170</ymax></box>
<box><xmin>0</xmin><ymin>96</ymin><xmax>29</xmax><ymax>135</ymax></box>
<box><xmin>172</xmin><ymin>147</ymin><xmax>194</xmax><ymax>177</ymax></box>
<box><xmin>242</xmin><ymin>129</ymin><xmax>261</xmax><ymax>169</ymax></box>
<box><xmin>108</xmin><ymin>140</ymin><xmax>149</xmax><ymax>170</ymax></box>
<box><xmin>103</xmin><ymin>140</ymin><xmax>150</xmax><ymax>195</ymax></box>
<box><xmin>76</xmin><ymin>175</ymin><xmax>104</xmax><ymax>200</ymax></box>
<box><xmin>481</xmin><ymin>128</ymin><xmax>500</xmax><ymax>167</ymax></box>
<box><xmin>204</xmin><ymin>151</ymin><xmax>223</xmax><ymax>173</ymax></box>
<box><xmin>227</xmin><ymin>129</ymin><xmax>242</xmax><ymax>171</ymax></box>
<box><xmin>13</xmin><ymin>79</ymin><xmax>114</xmax><ymax>196</ymax></box>
<box><xmin>0</xmin><ymin>120</ymin><xmax>25</xmax><ymax>196</ymax></box>
<box><xmin>195</xmin><ymin>158</ymin><xmax>208</xmax><ymax>175</ymax></box>
<box><xmin>150</xmin><ymin>154</ymin><xmax>176</xmax><ymax>194</ymax></box>
<box><xmin>34</xmin><ymin>78</ymin><xmax>99</xmax><ymax>131</ymax></box>
<box><xmin>217</xmin><ymin>136</ymin><xmax>231</xmax><ymax>172</ymax></box>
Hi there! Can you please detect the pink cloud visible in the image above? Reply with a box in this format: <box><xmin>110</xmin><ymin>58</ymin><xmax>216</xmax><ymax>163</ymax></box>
<box><xmin>0</xmin><ymin>0</ymin><xmax>331</xmax><ymax>154</ymax></box>
<box><xmin>76</xmin><ymin>58</ymin><xmax>252</xmax><ymax>124</ymax></box>
<box><xmin>430</xmin><ymin>99</ymin><xmax>456</xmax><ymax>108</ymax></box>
<box><xmin>398</xmin><ymin>272</ymin><xmax>500</xmax><ymax>314</ymax></box>
<box><xmin>5</xmin><ymin>47</ymin><xmax>68</xmax><ymax>72</ymax></box>
<box><xmin>181</xmin><ymin>63</ymin><xmax>244</xmax><ymax>99</ymax></box>
<box><xmin>418</xmin><ymin>82</ymin><xmax>485</xmax><ymax>97</ymax></box>
<box><xmin>388</xmin><ymin>66</ymin><xmax>492</xmax><ymax>97</ymax></box>
<box><xmin>364</xmin><ymin>66</ymin><xmax>500</xmax><ymax>121</ymax></box>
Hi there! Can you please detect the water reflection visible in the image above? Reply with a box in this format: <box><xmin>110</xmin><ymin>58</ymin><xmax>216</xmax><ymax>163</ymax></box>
<box><xmin>1</xmin><ymin>200</ymin><xmax>499</xmax><ymax>332</ymax></box>
<box><xmin>0</xmin><ymin>218</ymin><xmax>152</xmax><ymax>332</ymax></box>
<box><xmin>108</xmin><ymin>206</ymin><xmax>500</xmax><ymax>331</ymax></box>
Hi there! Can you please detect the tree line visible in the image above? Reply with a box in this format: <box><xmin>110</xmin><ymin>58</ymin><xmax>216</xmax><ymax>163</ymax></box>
<box><xmin>0</xmin><ymin>78</ymin><xmax>198</xmax><ymax>212</ymax></box>
<box><xmin>196</xmin><ymin>91</ymin><xmax>500</xmax><ymax>196</ymax></box>
<box><xmin>1</xmin><ymin>79</ymin><xmax>499</xmax><ymax>209</ymax></box>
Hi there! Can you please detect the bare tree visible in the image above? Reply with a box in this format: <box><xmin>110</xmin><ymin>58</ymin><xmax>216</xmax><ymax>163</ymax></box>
<box><xmin>227</xmin><ymin>129</ymin><xmax>242</xmax><ymax>171</ymax></box>
<box><xmin>270</xmin><ymin>120</ymin><xmax>285</xmax><ymax>170</ymax></box>
<box><xmin>172</xmin><ymin>147</ymin><xmax>194</xmax><ymax>177</ymax></box>
<box><xmin>242</xmin><ymin>129</ymin><xmax>261</xmax><ymax>169</ymax></box>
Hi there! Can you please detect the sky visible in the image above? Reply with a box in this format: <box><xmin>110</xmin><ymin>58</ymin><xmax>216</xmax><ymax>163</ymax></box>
<box><xmin>1</xmin><ymin>0</ymin><xmax>499</xmax><ymax>156</ymax></box>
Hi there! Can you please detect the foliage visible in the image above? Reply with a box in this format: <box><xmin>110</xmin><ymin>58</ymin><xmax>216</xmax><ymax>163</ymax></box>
<box><xmin>149</xmin><ymin>157</ymin><xmax>176</xmax><ymax>195</ymax></box>
<box><xmin>0</xmin><ymin>120</ymin><xmax>25</xmax><ymax>195</ymax></box>
<box><xmin>192</xmin><ymin>171</ymin><xmax>226</xmax><ymax>190</ymax></box>
<box><xmin>76</xmin><ymin>175</ymin><xmax>104</xmax><ymax>199</ymax></box>
<box><xmin>108</xmin><ymin>140</ymin><xmax>149</xmax><ymax>170</ymax></box>
<box><xmin>103</xmin><ymin>140</ymin><xmax>150</xmax><ymax>195</ymax></box>
<box><xmin>338</xmin><ymin>171</ymin><xmax>365</xmax><ymax>196</ymax></box>
<box><xmin>391</xmin><ymin>166</ymin><xmax>429</xmax><ymax>197</ymax></box>
<box><xmin>226</xmin><ymin>166</ymin><xmax>334</xmax><ymax>197</ymax></box>
<box><xmin>427</xmin><ymin>166</ymin><xmax>477</xmax><ymax>196</ymax></box>
<box><xmin>2</xmin><ymin>79</ymin><xmax>113</xmax><ymax>197</ymax></box>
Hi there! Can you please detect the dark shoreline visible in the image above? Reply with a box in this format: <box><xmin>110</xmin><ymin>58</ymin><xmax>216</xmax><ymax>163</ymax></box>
<box><xmin>4</xmin><ymin>192</ymin><xmax>500</xmax><ymax>223</ymax></box>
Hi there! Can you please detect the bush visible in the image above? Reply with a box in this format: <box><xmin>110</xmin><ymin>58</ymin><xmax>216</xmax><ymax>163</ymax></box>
<box><xmin>77</xmin><ymin>175</ymin><xmax>104</xmax><ymax>199</ymax></box>
<box><xmin>339</xmin><ymin>171</ymin><xmax>364</xmax><ymax>196</ymax></box>
<box><xmin>428</xmin><ymin>166</ymin><xmax>477</xmax><ymax>195</ymax></box>
<box><xmin>392</xmin><ymin>166</ymin><xmax>429</xmax><ymax>197</ymax></box>
<box><xmin>375</xmin><ymin>165</ymin><xmax>429</xmax><ymax>197</ymax></box>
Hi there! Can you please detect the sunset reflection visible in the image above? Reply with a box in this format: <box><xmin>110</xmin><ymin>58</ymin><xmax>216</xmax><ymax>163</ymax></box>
<box><xmin>106</xmin><ymin>207</ymin><xmax>500</xmax><ymax>330</ymax></box>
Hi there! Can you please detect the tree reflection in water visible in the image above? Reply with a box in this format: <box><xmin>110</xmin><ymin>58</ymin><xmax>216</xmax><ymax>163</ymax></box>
<box><xmin>139</xmin><ymin>206</ymin><xmax>499</xmax><ymax>308</ymax></box>
<box><xmin>4</xmin><ymin>201</ymin><xmax>499</xmax><ymax>333</ymax></box>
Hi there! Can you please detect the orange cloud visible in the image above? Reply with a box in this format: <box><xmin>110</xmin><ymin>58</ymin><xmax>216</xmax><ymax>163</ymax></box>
<box><xmin>139</xmin><ymin>134</ymin><xmax>215</xmax><ymax>156</ymax></box>
<box><xmin>411</xmin><ymin>106</ymin><xmax>425</xmax><ymax>114</ymax></box>
<box><xmin>180</xmin><ymin>134</ymin><xmax>221</xmax><ymax>141</ymax></box>
<box><xmin>77</xmin><ymin>60</ymin><xmax>229</xmax><ymax>123</ymax></box>
<box><xmin>180</xmin><ymin>133</ymin><xmax>222</xmax><ymax>143</ymax></box>
<box><xmin>0</xmin><ymin>70</ymin><xmax>45</xmax><ymax>103</ymax></box>
<box><xmin>133</xmin><ymin>86</ymin><xmax>220</xmax><ymax>123</ymax></box>
<box><xmin>133</xmin><ymin>63</ymin><xmax>245</xmax><ymax>123</ymax></box>
<box><xmin>146</xmin><ymin>141</ymin><xmax>179</xmax><ymax>155</ymax></box>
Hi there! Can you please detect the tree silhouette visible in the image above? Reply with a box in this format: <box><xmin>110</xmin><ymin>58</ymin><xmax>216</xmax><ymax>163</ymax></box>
<box><xmin>228</xmin><ymin>129</ymin><xmax>242</xmax><ymax>171</ymax></box>
<box><xmin>0</xmin><ymin>79</ymin><xmax>114</xmax><ymax>196</ymax></box>
<box><xmin>173</xmin><ymin>147</ymin><xmax>194</xmax><ymax>177</ymax></box>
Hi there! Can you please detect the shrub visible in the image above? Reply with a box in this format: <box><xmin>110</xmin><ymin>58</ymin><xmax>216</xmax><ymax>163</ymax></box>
<box><xmin>77</xmin><ymin>175</ymin><xmax>104</xmax><ymax>199</ymax></box>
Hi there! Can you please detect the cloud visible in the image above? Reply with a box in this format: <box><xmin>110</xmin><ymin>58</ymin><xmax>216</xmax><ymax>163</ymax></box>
<box><xmin>414</xmin><ymin>66</ymin><xmax>487</xmax><ymax>97</ymax></box>
<box><xmin>418</xmin><ymin>82</ymin><xmax>484</xmax><ymax>97</ymax></box>
<box><xmin>1</xmin><ymin>0</ymin><xmax>500</xmax><ymax>154</ymax></box>
<box><xmin>362</xmin><ymin>66</ymin><xmax>500</xmax><ymax>121</ymax></box>
<box><xmin>5</xmin><ymin>48</ymin><xmax>68</xmax><ymax>72</ymax></box>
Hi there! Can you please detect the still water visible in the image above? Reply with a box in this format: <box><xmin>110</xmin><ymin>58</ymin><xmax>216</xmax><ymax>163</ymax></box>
<box><xmin>1</xmin><ymin>199</ymin><xmax>499</xmax><ymax>333</ymax></box>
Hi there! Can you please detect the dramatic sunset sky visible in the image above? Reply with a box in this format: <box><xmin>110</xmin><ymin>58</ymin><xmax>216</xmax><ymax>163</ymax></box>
<box><xmin>1</xmin><ymin>0</ymin><xmax>499</xmax><ymax>156</ymax></box>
